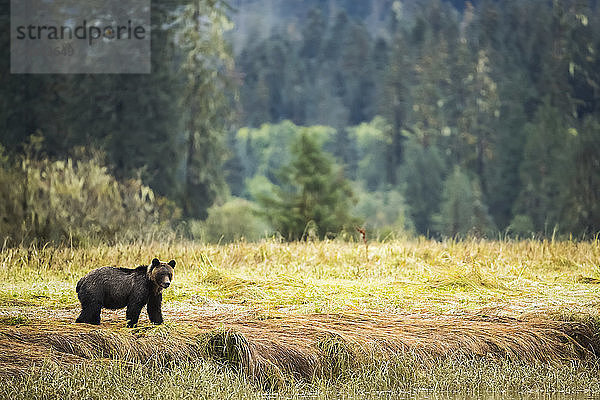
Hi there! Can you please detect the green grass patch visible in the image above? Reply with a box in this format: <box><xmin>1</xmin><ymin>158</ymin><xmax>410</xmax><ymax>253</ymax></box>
<box><xmin>0</xmin><ymin>314</ymin><xmax>29</xmax><ymax>326</ymax></box>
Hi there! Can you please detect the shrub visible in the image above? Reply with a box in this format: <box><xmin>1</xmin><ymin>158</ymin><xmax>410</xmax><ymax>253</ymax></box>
<box><xmin>190</xmin><ymin>198</ymin><xmax>271</xmax><ymax>243</ymax></box>
<box><xmin>352</xmin><ymin>187</ymin><xmax>414</xmax><ymax>240</ymax></box>
<box><xmin>0</xmin><ymin>147</ymin><xmax>177</xmax><ymax>246</ymax></box>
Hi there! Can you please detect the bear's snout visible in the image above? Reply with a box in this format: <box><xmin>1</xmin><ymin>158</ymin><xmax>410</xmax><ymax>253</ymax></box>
<box><xmin>160</xmin><ymin>277</ymin><xmax>171</xmax><ymax>289</ymax></box>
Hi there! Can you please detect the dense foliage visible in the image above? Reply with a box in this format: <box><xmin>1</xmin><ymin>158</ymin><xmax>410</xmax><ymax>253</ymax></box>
<box><xmin>226</xmin><ymin>0</ymin><xmax>600</xmax><ymax>238</ymax></box>
<box><xmin>0</xmin><ymin>0</ymin><xmax>234</xmax><ymax>220</ymax></box>
<box><xmin>1</xmin><ymin>0</ymin><xmax>599</xmax><ymax>242</ymax></box>
<box><xmin>0</xmin><ymin>141</ymin><xmax>176</xmax><ymax>245</ymax></box>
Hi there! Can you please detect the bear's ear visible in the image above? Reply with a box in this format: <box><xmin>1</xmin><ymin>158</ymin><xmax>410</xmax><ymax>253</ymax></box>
<box><xmin>168</xmin><ymin>260</ymin><xmax>176</xmax><ymax>269</ymax></box>
<box><xmin>151</xmin><ymin>258</ymin><xmax>160</xmax><ymax>268</ymax></box>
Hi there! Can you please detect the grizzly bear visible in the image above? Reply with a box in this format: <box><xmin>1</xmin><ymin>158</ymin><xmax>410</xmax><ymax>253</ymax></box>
<box><xmin>75</xmin><ymin>258</ymin><xmax>175</xmax><ymax>327</ymax></box>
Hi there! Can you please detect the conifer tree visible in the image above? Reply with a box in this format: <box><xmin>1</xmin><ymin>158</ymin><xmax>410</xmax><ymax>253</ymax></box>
<box><xmin>253</xmin><ymin>131</ymin><xmax>355</xmax><ymax>240</ymax></box>
<box><xmin>433</xmin><ymin>166</ymin><xmax>495</xmax><ymax>238</ymax></box>
<box><xmin>512</xmin><ymin>100</ymin><xmax>572</xmax><ymax>235</ymax></box>
<box><xmin>561</xmin><ymin>116</ymin><xmax>600</xmax><ymax>235</ymax></box>
<box><xmin>401</xmin><ymin>137</ymin><xmax>446</xmax><ymax>236</ymax></box>
<box><xmin>380</xmin><ymin>29</ymin><xmax>411</xmax><ymax>185</ymax></box>
<box><xmin>176</xmin><ymin>1</ymin><xmax>235</xmax><ymax>218</ymax></box>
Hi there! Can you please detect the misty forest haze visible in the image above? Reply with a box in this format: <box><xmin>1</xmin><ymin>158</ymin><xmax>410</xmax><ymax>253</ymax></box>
<box><xmin>1</xmin><ymin>0</ymin><xmax>599</xmax><ymax>244</ymax></box>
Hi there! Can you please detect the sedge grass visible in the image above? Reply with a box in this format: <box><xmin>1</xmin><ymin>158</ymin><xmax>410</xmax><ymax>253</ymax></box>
<box><xmin>2</xmin><ymin>239</ymin><xmax>598</xmax><ymax>313</ymax></box>
<box><xmin>2</xmin><ymin>357</ymin><xmax>600</xmax><ymax>399</ymax></box>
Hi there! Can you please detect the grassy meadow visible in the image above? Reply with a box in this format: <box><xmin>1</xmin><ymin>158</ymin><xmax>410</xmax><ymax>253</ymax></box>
<box><xmin>1</xmin><ymin>239</ymin><xmax>600</xmax><ymax>398</ymax></box>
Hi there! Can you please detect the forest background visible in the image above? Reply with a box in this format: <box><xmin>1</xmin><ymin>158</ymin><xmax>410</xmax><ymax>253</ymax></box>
<box><xmin>1</xmin><ymin>0</ymin><xmax>599</xmax><ymax>245</ymax></box>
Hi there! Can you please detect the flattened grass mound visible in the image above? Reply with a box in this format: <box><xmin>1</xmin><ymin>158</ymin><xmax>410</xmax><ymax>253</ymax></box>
<box><xmin>1</xmin><ymin>310</ymin><xmax>598</xmax><ymax>382</ymax></box>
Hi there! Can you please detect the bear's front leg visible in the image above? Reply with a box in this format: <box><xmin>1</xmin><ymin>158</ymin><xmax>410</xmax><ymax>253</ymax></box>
<box><xmin>126</xmin><ymin>302</ymin><xmax>144</xmax><ymax>328</ymax></box>
<box><xmin>147</xmin><ymin>292</ymin><xmax>163</xmax><ymax>325</ymax></box>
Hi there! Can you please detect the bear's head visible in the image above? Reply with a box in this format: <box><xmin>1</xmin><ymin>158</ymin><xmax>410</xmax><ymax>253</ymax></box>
<box><xmin>148</xmin><ymin>258</ymin><xmax>176</xmax><ymax>291</ymax></box>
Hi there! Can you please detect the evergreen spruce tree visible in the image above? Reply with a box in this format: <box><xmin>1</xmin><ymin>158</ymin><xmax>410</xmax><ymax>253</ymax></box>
<box><xmin>300</xmin><ymin>8</ymin><xmax>326</xmax><ymax>60</ymax></box>
<box><xmin>253</xmin><ymin>131</ymin><xmax>355</xmax><ymax>240</ymax></box>
<box><xmin>176</xmin><ymin>1</ymin><xmax>235</xmax><ymax>218</ymax></box>
<box><xmin>512</xmin><ymin>99</ymin><xmax>572</xmax><ymax>235</ymax></box>
<box><xmin>401</xmin><ymin>137</ymin><xmax>445</xmax><ymax>236</ymax></box>
<box><xmin>562</xmin><ymin>116</ymin><xmax>600</xmax><ymax>235</ymax></box>
<box><xmin>433</xmin><ymin>166</ymin><xmax>495</xmax><ymax>238</ymax></box>
<box><xmin>380</xmin><ymin>29</ymin><xmax>411</xmax><ymax>185</ymax></box>
<box><xmin>434</xmin><ymin>167</ymin><xmax>473</xmax><ymax>238</ymax></box>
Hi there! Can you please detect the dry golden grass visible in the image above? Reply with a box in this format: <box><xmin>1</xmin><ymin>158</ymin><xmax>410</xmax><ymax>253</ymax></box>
<box><xmin>1</xmin><ymin>309</ymin><xmax>599</xmax><ymax>382</ymax></box>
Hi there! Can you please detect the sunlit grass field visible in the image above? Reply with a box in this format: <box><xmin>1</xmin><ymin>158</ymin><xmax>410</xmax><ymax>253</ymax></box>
<box><xmin>1</xmin><ymin>239</ymin><xmax>600</xmax><ymax>398</ymax></box>
<box><xmin>2</xmin><ymin>239</ymin><xmax>599</xmax><ymax>314</ymax></box>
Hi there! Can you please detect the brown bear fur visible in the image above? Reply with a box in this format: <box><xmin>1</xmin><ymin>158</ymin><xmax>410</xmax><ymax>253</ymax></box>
<box><xmin>75</xmin><ymin>258</ymin><xmax>175</xmax><ymax>327</ymax></box>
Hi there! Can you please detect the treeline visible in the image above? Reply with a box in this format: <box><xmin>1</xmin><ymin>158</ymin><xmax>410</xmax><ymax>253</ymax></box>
<box><xmin>1</xmin><ymin>0</ymin><xmax>600</xmax><ymax>244</ymax></box>
<box><xmin>228</xmin><ymin>0</ymin><xmax>600</xmax><ymax>238</ymax></box>
<box><xmin>224</xmin><ymin>120</ymin><xmax>412</xmax><ymax>241</ymax></box>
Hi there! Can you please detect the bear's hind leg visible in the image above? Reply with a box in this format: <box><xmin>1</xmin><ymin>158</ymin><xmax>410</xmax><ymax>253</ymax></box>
<box><xmin>76</xmin><ymin>302</ymin><xmax>101</xmax><ymax>325</ymax></box>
